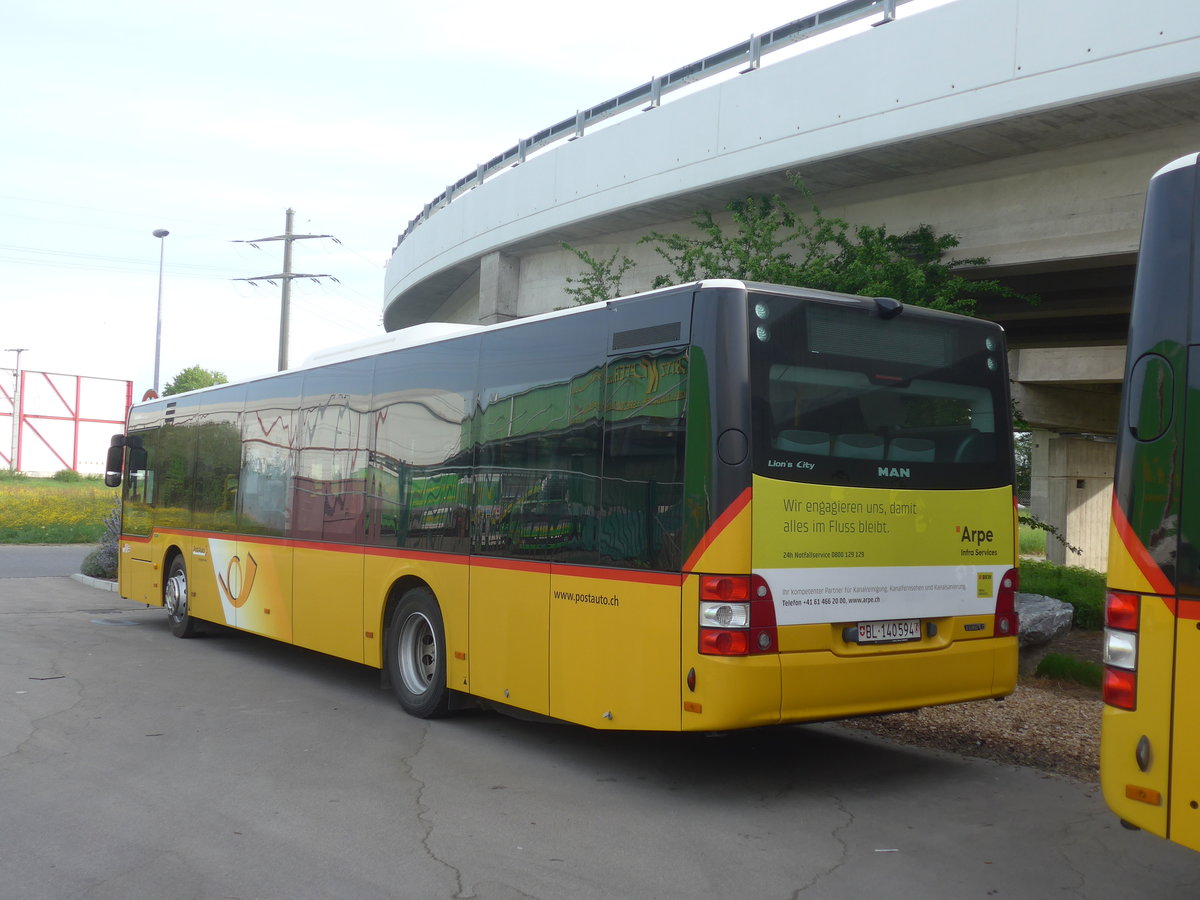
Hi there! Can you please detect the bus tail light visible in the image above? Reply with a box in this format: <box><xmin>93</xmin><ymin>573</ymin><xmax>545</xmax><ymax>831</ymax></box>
<box><xmin>994</xmin><ymin>568</ymin><xmax>1019</xmax><ymax>637</ymax></box>
<box><xmin>699</xmin><ymin>575</ymin><xmax>777</xmax><ymax>656</ymax></box>
<box><xmin>1104</xmin><ymin>667</ymin><xmax>1138</xmax><ymax>711</ymax></box>
<box><xmin>699</xmin><ymin>628</ymin><xmax>750</xmax><ymax>655</ymax></box>
<box><xmin>1106</xmin><ymin>590</ymin><xmax>1140</xmax><ymax>631</ymax></box>
<box><xmin>1103</xmin><ymin>591</ymin><xmax>1141</xmax><ymax>710</ymax></box>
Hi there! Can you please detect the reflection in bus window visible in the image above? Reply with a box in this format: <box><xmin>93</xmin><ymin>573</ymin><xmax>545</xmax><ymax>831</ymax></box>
<box><xmin>240</xmin><ymin>375</ymin><xmax>302</xmax><ymax>537</ymax></box>
<box><xmin>473</xmin><ymin>315</ymin><xmax>604</xmax><ymax>563</ymax></box>
<box><xmin>371</xmin><ymin>338</ymin><xmax>478</xmax><ymax>553</ymax></box>
<box><xmin>296</xmin><ymin>359</ymin><xmax>373</xmax><ymax>543</ymax></box>
<box><xmin>602</xmin><ymin>351</ymin><xmax>687</xmax><ymax>570</ymax></box>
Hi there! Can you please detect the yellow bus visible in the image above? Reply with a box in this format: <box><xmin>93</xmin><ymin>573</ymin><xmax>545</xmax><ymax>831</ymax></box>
<box><xmin>1102</xmin><ymin>152</ymin><xmax>1200</xmax><ymax>851</ymax></box>
<box><xmin>105</xmin><ymin>280</ymin><xmax>1018</xmax><ymax>730</ymax></box>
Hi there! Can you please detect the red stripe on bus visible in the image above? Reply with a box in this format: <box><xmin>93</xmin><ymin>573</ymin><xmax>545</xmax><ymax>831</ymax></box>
<box><xmin>1178</xmin><ymin>598</ymin><xmax>1200</xmax><ymax>621</ymax></box>
<box><xmin>127</xmin><ymin>528</ymin><xmax>298</xmax><ymax>549</ymax></box>
<box><xmin>1111</xmin><ymin>495</ymin><xmax>1174</xmax><ymax>596</ymax></box>
<box><xmin>363</xmin><ymin>545</ymin><xmax>470</xmax><ymax>566</ymax></box>
<box><xmin>683</xmin><ymin>487</ymin><xmax>751</xmax><ymax>573</ymax></box>
<box><xmin>550</xmin><ymin>563</ymin><xmax>682</xmax><ymax>587</ymax></box>
<box><xmin>121</xmin><ymin>528</ymin><xmax>459</xmax><ymax>560</ymax></box>
<box><xmin>125</xmin><ymin>527</ymin><xmax>680</xmax><ymax>583</ymax></box>
<box><xmin>472</xmin><ymin>557</ymin><xmax>549</xmax><ymax>575</ymax></box>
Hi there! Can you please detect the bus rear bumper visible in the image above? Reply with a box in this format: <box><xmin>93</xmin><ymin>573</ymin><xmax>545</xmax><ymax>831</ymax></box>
<box><xmin>681</xmin><ymin>637</ymin><xmax>1016</xmax><ymax>731</ymax></box>
<box><xmin>777</xmin><ymin>637</ymin><xmax>1017</xmax><ymax>724</ymax></box>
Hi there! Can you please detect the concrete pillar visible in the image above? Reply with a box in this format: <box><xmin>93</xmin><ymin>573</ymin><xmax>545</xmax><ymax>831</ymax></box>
<box><xmin>1028</xmin><ymin>428</ymin><xmax>1053</xmax><ymax>530</ymax></box>
<box><xmin>1028</xmin><ymin>430</ymin><xmax>1115</xmax><ymax>571</ymax></box>
<box><xmin>478</xmin><ymin>251</ymin><xmax>521</xmax><ymax>325</ymax></box>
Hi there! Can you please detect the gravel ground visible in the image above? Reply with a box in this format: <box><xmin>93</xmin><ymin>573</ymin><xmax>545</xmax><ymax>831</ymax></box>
<box><xmin>838</xmin><ymin>632</ymin><xmax>1104</xmax><ymax>782</ymax></box>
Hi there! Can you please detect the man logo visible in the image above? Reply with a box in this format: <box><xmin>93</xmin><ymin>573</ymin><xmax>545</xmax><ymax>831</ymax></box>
<box><xmin>877</xmin><ymin>466</ymin><xmax>910</xmax><ymax>478</ymax></box>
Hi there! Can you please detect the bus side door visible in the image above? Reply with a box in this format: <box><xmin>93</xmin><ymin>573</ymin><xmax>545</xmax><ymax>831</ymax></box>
<box><xmin>468</xmin><ymin>560</ymin><xmax>550</xmax><ymax>715</ymax></box>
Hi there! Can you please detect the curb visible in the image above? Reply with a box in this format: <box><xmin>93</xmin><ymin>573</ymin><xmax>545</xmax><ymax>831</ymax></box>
<box><xmin>70</xmin><ymin>573</ymin><xmax>119</xmax><ymax>593</ymax></box>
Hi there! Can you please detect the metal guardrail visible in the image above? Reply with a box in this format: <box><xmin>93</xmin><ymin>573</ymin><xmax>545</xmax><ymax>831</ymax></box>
<box><xmin>394</xmin><ymin>0</ymin><xmax>912</xmax><ymax>249</ymax></box>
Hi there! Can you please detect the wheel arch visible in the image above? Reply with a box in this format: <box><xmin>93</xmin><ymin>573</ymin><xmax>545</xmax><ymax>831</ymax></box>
<box><xmin>161</xmin><ymin>543</ymin><xmax>185</xmax><ymax>598</ymax></box>
<box><xmin>382</xmin><ymin>574</ymin><xmax>436</xmax><ymax>645</ymax></box>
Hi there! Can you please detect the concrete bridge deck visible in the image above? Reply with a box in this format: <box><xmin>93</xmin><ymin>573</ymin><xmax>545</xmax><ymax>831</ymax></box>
<box><xmin>382</xmin><ymin>0</ymin><xmax>1200</xmax><ymax>568</ymax></box>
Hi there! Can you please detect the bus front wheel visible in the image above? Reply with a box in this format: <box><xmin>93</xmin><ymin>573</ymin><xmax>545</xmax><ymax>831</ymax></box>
<box><xmin>387</xmin><ymin>587</ymin><xmax>450</xmax><ymax>718</ymax></box>
<box><xmin>164</xmin><ymin>555</ymin><xmax>200</xmax><ymax>638</ymax></box>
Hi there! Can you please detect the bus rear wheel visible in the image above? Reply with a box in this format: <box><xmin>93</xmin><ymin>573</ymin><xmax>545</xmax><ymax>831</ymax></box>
<box><xmin>164</xmin><ymin>555</ymin><xmax>200</xmax><ymax>638</ymax></box>
<box><xmin>387</xmin><ymin>587</ymin><xmax>449</xmax><ymax>718</ymax></box>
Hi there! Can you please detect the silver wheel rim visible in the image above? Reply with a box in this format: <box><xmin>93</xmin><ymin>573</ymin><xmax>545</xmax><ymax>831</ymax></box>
<box><xmin>165</xmin><ymin>567</ymin><xmax>187</xmax><ymax>621</ymax></box>
<box><xmin>398</xmin><ymin>611</ymin><xmax>437</xmax><ymax>695</ymax></box>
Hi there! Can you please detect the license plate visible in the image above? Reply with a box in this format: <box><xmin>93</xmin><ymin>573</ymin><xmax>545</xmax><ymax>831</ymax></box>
<box><xmin>857</xmin><ymin>618</ymin><xmax>921</xmax><ymax>644</ymax></box>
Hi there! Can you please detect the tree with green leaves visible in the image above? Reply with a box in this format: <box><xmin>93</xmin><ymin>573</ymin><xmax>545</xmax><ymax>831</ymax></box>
<box><xmin>163</xmin><ymin>365</ymin><xmax>228</xmax><ymax>396</ymax></box>
<box><xmin>640</xmin><ymin>176</ymin><xmax>1029</xmax><ymax>315</ymax></box>
<box><xmin>561</xmin><ymin>243</ymin><xmax>637</xmax><ymax>306</ymax></box>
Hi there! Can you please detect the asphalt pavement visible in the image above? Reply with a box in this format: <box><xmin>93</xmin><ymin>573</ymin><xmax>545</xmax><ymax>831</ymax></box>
<box><xmin>0</xmin><ymin>543</ymin><xmax>94</xmax><ymax>579</ymax></box>
<box><xmin>2</xmin><ymin>555</ymin><xmax>1198</xmax><ymax>898</ymax></box>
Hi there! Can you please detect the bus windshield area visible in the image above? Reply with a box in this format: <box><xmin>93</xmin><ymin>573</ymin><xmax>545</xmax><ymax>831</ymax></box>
<box><xmin>749</xmin><ymin>294</ymin><xmax>1012</xmax><ymax>490</ymax></box>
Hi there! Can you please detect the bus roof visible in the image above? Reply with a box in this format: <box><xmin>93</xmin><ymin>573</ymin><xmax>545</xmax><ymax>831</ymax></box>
<box><xmin>138</xmin><ymin>279</ymin><xmax>991</xmax><ymax>409</ymax></box>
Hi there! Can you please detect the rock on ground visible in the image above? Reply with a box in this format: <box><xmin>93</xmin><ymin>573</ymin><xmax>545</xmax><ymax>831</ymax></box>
<box><xmin>1017</xmin><ymin>592</ymin><xmax>1075</xmax><ymax>646</ymax></box>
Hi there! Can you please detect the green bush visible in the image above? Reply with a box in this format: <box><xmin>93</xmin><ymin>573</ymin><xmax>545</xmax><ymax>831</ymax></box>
<box><xmin>80</xmin><ymin>495</ymin><xmax>120</xmax><ymax>579</ymax></box>
<box><xmin>1019</xmin><ymin>559</ymin><xmax>1105</xmax><ymax>629</ymax></box>
<box><xmin>51</xmin><ymin>468</ymin><xmax>86</xmax><ymax>483</ymax></box>
<box><xmin>1034</xmin><ymin>652</ymin><xmax>1103</xmax><ymax>688</ymax></box>
<box><xmin>80</xmin><ymin>546</ymin><xmax>116</xmax><ymax>578</ymax></box>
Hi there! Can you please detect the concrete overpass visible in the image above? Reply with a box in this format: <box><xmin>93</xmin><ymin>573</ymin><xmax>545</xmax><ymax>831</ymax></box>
<box><xmin>383</xmin><ymin>0</ymin><xmax>1200</xmax><ymax>570</ymax></box>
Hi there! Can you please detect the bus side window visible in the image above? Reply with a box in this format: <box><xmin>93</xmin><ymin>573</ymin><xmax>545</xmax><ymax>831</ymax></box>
<box><xmin>1127</xmin><ymin>353</ymin><xmax>1173</xmax><ymax>442</ymax></box>
<box><xmin>121</xmin><ymin>432</ymin><xmax>156</xmax><ymax>536</ymax></box>
<box><xmin>125</xmin><ymin>447</ymin><xmax>148</xmax><ymax>503</ymax></box>
<box><xmin>601</xmin><ymin>350</ymin><xmax>687</xmax><ymax>570</ymax></box>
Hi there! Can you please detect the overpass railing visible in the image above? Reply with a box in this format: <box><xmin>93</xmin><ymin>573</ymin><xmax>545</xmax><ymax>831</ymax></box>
<box><xmin>395</xmin><ymin>0</ymin><xmax>913</xmax><ymax>250</ymax></box>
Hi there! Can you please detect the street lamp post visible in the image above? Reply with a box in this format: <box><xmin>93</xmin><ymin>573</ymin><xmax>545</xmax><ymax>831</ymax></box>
<box><xmin>152</xmin><ymin>229</ymin><xmax>169</xmax><ymax>394</ymax></box>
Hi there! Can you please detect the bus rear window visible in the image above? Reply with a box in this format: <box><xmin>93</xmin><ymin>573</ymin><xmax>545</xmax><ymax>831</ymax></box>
<box><xmin>750</xmin><ymin>295</ymin><xmax>1011</xmax><ymax>490</ymax></box>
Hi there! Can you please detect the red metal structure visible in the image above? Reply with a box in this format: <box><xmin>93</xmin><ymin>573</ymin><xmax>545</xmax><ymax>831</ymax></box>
<box><xmin>1</xmin><ymin>369</ymin><xmax>133</xmax><ymax>475</ymax></box>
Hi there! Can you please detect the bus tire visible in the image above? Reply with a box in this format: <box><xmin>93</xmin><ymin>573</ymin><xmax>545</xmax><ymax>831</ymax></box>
<box><xmin>387</xmin><ymin>587</ymin><xmax>450</xmax><ymax>718</ymax></box>
<box><xmin>164</xmin><ymin>554</ymin><xmax>200</xmax><ymax>638</ymax></box>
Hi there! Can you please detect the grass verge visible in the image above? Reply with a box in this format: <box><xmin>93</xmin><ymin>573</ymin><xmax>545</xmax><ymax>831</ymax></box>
<box><xmin>1018</xmin><ymin>558</ymin><xmax>1105</xmax><ymax>630</ymax></box>
<box><xmin>1034</xmin><ymin>651</ymin><xmax>1103</xmax><ymax>688</ymax></box>
<box><xmin>1018</xmin><ymin>523</ymin><xmax>1047</xmax><ymax>556</ymax></box>
<box><xmin>0</xmin><ymin>470</ymin><xmax>116</xmax><ymax>544</ymax></box>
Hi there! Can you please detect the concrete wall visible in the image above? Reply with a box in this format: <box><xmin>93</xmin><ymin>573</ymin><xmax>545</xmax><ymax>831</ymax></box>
<box><xmin>1029</xmin><ymin>430</ymin><xmax>1116</xmax><ymax>570</ymax></box>
<box><xmin>387</xmin><ymin>0</ymin><xmax>1200</xmax><ymax>322</ymax></box>
<box><xmin>816</xmin><ymin>127</ymin><xmax>1200</xmax><ymax>270</ymax></box>
<box><xmin>417</xmin><ymin>123</ymin><xmax>1200</xmax><ymax>325</ymax></box>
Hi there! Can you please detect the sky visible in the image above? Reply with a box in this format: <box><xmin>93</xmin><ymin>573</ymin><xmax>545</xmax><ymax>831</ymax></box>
<box><xmin>1</xmin><ymin>0</ymin><xmax>946</xmax><ymax>399</ymax></box>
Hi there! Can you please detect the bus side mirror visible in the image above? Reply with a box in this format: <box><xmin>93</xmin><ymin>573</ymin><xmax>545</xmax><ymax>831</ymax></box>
<box><xmin>104</xmin><ymin>434</ymin><xmax>125</xmax><ymax>488</ymax></box>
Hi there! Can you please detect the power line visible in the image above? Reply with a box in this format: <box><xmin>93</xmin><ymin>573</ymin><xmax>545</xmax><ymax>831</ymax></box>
<box><xmin>0</xmin><ymin>192</ymin><xmax>237</xmax><ymax>232</ymax></box>
<box><xmin>232</xmin><ymin>208</ymin><xmax>340</xmax><ymax>371</ymax></box>
<box><xmin>0</xmin><ymin>242</ymin><xmax>239</xmax><ymax>276</ymax></box>
<box><xmin>290</xmin><ymin>293</ymin><xmax>380</xmax><ymax>335</ymax></box>
<box><xmin>0</xmin><ymin>252</ymin><xmax>236</xmax><ymax>278</ymax></box>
